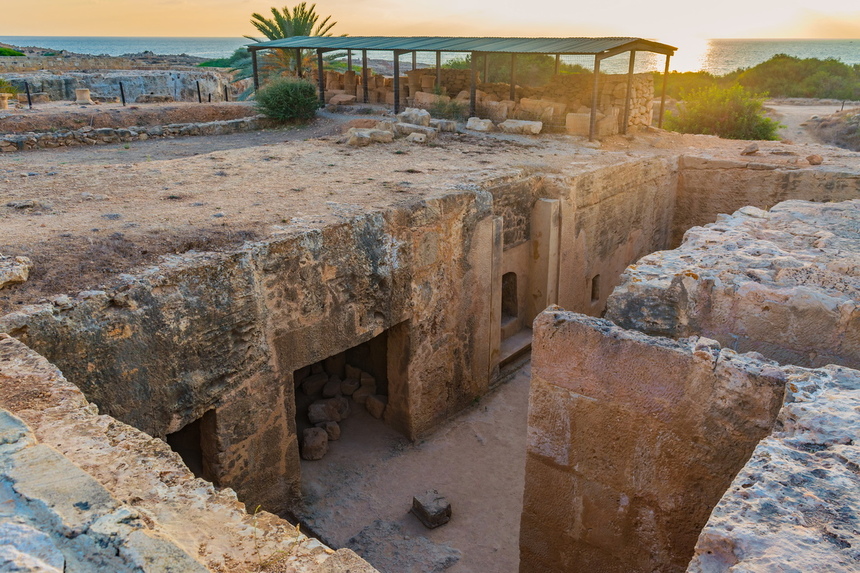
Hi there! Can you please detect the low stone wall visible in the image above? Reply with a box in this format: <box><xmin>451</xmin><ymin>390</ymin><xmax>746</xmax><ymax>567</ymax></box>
<box><xmin>0</xmin><ymin>55</ymin><xmax>202</xmax><ymax>73</ymax></box>
<box><xmin>0</xmin><ymin>116</ymin><xmax>275</xmax><ymax>152</ymax></box>
<box><xmin>2</xmin><ymin>69</ymin><xmax>233</xmax><ymax>103</ymax></box>
<box><xmin>0</xmin><ymin>334</ymin><xmax>376</xmax><ymax>573</ymax></box>
<box><xmin>608</xmin><ymin>199</ymin><xmax>860</xmax><ymax>369</ymax></box>
<box><xmin>520</xmin><ymin>310</ymin><xmax>787</xmax><ymax>573</ymax></box>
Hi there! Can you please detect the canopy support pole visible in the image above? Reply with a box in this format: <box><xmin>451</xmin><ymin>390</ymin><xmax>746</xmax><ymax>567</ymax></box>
<box><xmin>589</xmin><ymin>55</ymin><xmax>601</xmax><ymax>141</ymax></box>
<box><xmin>362</xmin><ymin>49</ymin><xmax>369</xmax><ymax>103</ymax></box>
<box><xmin>436</xmin><ymin>52</ymin><xmax>442</xmax><ymax>90</ymax></box>
<box><xmin>412</xmin><ymin>51</ymin><xmax>417</xmax><ymax>70</ymax></box>
<box><xmin>317</xmin><ymin>49</ymin><xmax>325</xmax><ymax>107</ymax></box>
<box><xmin>347</xmin><ymin>49</ymin><xmax>353</xmax><ymax>71</ymax></box>
<box><xmin>394</xmin><ymin>50</ymin><xmax>405</xmax><ymax>114</ymax></box>
<box><xmin>658</xmin><ymin>54</ymin><xmax>671</xmax><ymax>128</ymax></box>
<box><xmin>555</xmin><ymin>54</ymin><xmax>560</xmax><ymax>75</ymax></box>
<box><xmin>251</xmin><ymin>48</ymin><xmax>260</xmax><ymax>91</ymax></box>
<box><xmin>295</xmin><ymin>48</ymin><xmax>302</xmax><ymax>77</ymax></box>
<box><xmin>470</xmin><ymin>52</ymin><xmax>478</xmax><ymax>117</ymax></box>
<box><xmin>509</xmin><ymin>53</ymin><xmax>517</xmax><ymax>101</ymax></box>
<box><xmin>483</xmin><ymin>53</ymin><xmax>489</xmax><ymax>84</ymax></box>
<box><xmin>622</xmin><ymin>51</ymin><xmax>636</xmax><ymax>135</ymax></box>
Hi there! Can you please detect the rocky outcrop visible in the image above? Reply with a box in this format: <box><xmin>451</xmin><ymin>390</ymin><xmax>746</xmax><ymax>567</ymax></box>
<box><xmin>607</xmin><ymin>199</ymin><xmax>860</xmax><ymax>369</ymax></box>
<box><xmin>688</xmin><ymin>363</ymin><xmax>860</xmax><ymax>572</ymax></box>
<box><xmin>0</xmin><ymin>334</ymin><xmax>375</xmax><ymax>572</ymax></box>
<box><xmin>0</xmin><ymin>255</ymin><xmax>31</xmax><ymax>289</ymax></box>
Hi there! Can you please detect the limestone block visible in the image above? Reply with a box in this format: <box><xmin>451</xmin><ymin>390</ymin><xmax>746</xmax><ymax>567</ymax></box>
<box><xmin>322</xmin><ymin>376</ymin><xmax>342</xmax><ymax>398</ymax></box>
<box><xmin>317</xmin><ymin>421</ymin><xmax>341</xmax><ymax>441</ymax></box>
<box><xmin>329</xmin><ymin>94</ymin><xmax>356</xmax><ymax>105</ymax></box>
<box><xmin>308</xmin><ymin>397</ymin><xmax>349</xmax><ymax>424</ymax></box>
<box><xmin>0</xmin><ymin>255</ymin><xmax>32</xmax><ymax>290</ymax></box>
<box><xmin>301</xmin><ymin>427</ymin><xmax>328</xmax><ymax>460</ymax></box>
<box><xmin>31</xmin><ymin>92</ymin><xmax>50</xmax><ymax>103</ymax></box>
<box><xmin>498</xmin><ymin>119</ymin><xmax>542</xmax><ymax>135</ymax></box>
<box><xmin>429</xmin><ymin>119</ymin><xmax>457</xmax><ymax>132</ymax></box>
<box><xmin>75</xmin><ymin>88</ymin><xmax>93</xmax><ymax>105</ymax></box>
<box><xmin>301</xmin><ymin>372</ymin><xmax>328</xmax><ymax>396</ymax></box>
<box><xmin>0</xmin><ymin>522</ymin><xmax>64</xmax><ymax>572</ymax></box>
<box><xmin>465</xmin><ymin>117</ymin><xmax>494</xmax><ymax>132</ymax></box>
<box><xmin>366</xmin><ymin>395</ymin><xmax>388</xmax><ymax>419</ymax></box>
<box><xmin>374</xmin><ymin>120</ymin><xmax>396</xmax><ymax>132</ymax></box>
<box><xmin>397</xmin><ymin>107</ymin><xmax>431</xmax><ymax>126</ymax></box>
<box><xmin>394</xmin><ymin>123</ymin><xmax>438</xmax><ymax>141</ymax></box>
<box><xmin>406</xmin><ymin>132</ymin><xmax>427</xmax><ymax>143</ymax></box>
<box><xmin>807</xmin><ymin>154</ymin><xmax>823</xmax><ymax>165</ymax></box>
<box><xmin>481</xmin><ymin>100</ymin><xmax>509</xmax><ymax>123</ymax></box>
<box><xmin>352</xmin><ymin>386</ymin><xmax>374</xmax><ymax>405</ymax></box>
<box><xmin>0</xmin><ymin>93</ymin><xmax>9</xmax><ymax>110</ymax></box>
<box><xmin>412</xmin><ymin>91</ymin><xmax>451</xmax><ymax>110</ymax></box>
<box><xmin>341</xmin><ymin>378</ymin><xmax>360</xmax><ymax>396</ymax></box>
<box><xmin>565</xmin><ymin>112</ymin><xmax>591</xmax><ymax>136</ymax></box>
<box><xmin>411</xmin><ymin>490</ymin><xmax>452</xmax><ymax>529</ymax></box>
<box><xmin>346</xmin><ymin>128</ymin><xmax>394</xmax><ymax>147</ymax></box>
<box><xmin>345</xmin><ymin>365</ymin><xmax>362</xmax><ymax>380</ymax></box>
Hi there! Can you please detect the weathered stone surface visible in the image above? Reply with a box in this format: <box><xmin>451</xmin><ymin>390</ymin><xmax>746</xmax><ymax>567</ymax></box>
<box><xmin>406</xmin><ymin>132</ymin><xmax>427</xmax><ymax>143</ymax></box>
<box><xmin>302</xmin><ymin>372</ymin><xmax>328</xmax><ymax>396</ymax></box>
<box><xmin>352</xmin><ymin>386</ymin><xmax>374</xmax><ymax>405</ymax></box>
<box><xmin>429</xmin><ymin>118</ymin><xmax>457</xmax><ymax>132</ymax></box>
<box><xmin>341</xmin><ymin>378</ymin><xmax>360</xmax><ymax>396</ymax></box>
<box><xmin>393</xmin><ymin>122</ymin><xmax>437</xmax><ymax>141</ymax></box>
<box><xmin>521</xmin><ymin>309</ymin><xmax>788</xmax><ymax>573</ymax></box>
<box><xmin>0</xmin><ymin>255</ymin><xmax>32</xmax><ymax>290</ymax></box>
<box><xmin>687</xmin><ymin>363</ymin><xmax>860</xmax><ymax>572</ymax></box>
<box><xmin>346</xmin><ymin>128</ymin><xmax>394</xmax><ymax>146</ymax></box>
<box><xmin>301</xmin><ymin>427</ymin><xmax>328</xmax><ymax>461</ymax></box>
<box><xmin>498</xmin><ymin>119</ymin><xmax>542</xmax><ymax>135</ymax></box>
<box><xmin>329</xmin><ymin>94</ymin><xmax>356</xmax><ymax>105</ymax></box>
<box><xmin>412</xmin><ymin>92</ymin><xmax>451</xmax><ymax>110</ymax></box>
<box><xmin>607</xmin><ymin>199</ymin><xmax>860</xmax><ymax>369</ymax></box>
<box><xmin>317</xmin><ymin>421</ymin><xmax>341</xmax><ymax>441</ymax></box>
<box><xmin>0</xmin><ymin>335</ymin><xmax>367</xmax><ymax>572</ymax></box>
<box><xmin>807</xmin><ymin>154</ymin><xmax>823</xmax><ymax>165</ymax></box>
<box><xmin>740</xmin><ymin>142</ymin><xmax>759</xmax><ymax>155</ymax></box>
<box><xmin>365</xmin><ymin>394</ymin><xmax>387</xmax><ymax>419</ymax></box>
<box><xmin>396</xmin><ymin>107</ymin><xmax>431</xmax><ymax>127</ymax></box>
<box><xmin>322</xmin><ymin>375</ymin><xmax>341</xmax><ymax>398</ymax></box>
<box><xmin>466</xmin><ymin>117</ymin><xmax>494</xmax><ymax>132</ymax></box>
<box><xmin>308</xmin><ymin>397</ymin><xmax>349</xmax><ymax>424</ymax></box>
<box><xmin>411</xmin><ymin>490</ymin><xmax>452</xmax><ymax>529</ymax></box>
<box><xmin>345</xmin><ymin>364</ymin><xmax>362</xmax><ymax>380</ymax></box>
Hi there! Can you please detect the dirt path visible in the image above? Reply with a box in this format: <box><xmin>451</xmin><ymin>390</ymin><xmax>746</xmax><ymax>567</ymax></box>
<box><xmin>766</xmin><ymin>102</ymin><xmax>847</xmax><ymax>145</ymax></box>
<box><xmin>295</xmin><ymin>362</ymin><xmax>531</xmax><ymax>573</ymax></box>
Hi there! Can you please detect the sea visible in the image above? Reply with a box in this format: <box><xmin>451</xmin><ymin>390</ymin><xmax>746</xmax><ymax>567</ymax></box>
<box><xmin>2</xmin><ymin>36</ymin><xmax>859</xmax><ymax>76</ymax></box>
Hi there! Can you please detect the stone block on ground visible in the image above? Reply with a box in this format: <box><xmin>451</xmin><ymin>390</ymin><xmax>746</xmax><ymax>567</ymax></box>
<box><xmin>301</xmin><ymin>372</ymin><xmax>328</xmax><ymax>396</ymax></box>
<box><xmin>807</xmin><ymin>154</ymin><xmax>823</xmax><ymax>165</ymax></box>
<box><xmin>322</xmin><ymin>376</ymin><xmax>342</xmax><ymax>398</ymax></box>
<box><xmin>466</xmin><ymin>117</ymin><xmax>494</xmax><ymax>132</ymax></box>
<box><xmin>498</xmin><ymin>119</ymin><xmax>542</xmax><ymax>135</ymax></box>
<box><xmin>341</xmin><ymin>378</ymin><xmax>360</xmax><ymax>396</ymax></box>
<box><xmin>308</xmin><ymin>396</ymin><xmax>349</xmax><ymax>424</ymax></box>
<box><xmin>412</xmin><ymin>92</ymin><xmax>451</xmax><ymax>110</ymax></box>
<box><xmin>394</xmin><ymin>123</ymin><xmax>437</xmax><ymax>141</ymax></box>
<box><xmin>407</xmin><ymin>132</ymin><xmax>427</xmax><ymax>143</ymax></box>
<box><xmin>429</xmin><ymin>119</ymin><xmax>457</xmax><ymax>132</ymax></box>
<box><xmin>346</xmin><ymin>128</ymin><xmax>394</xmax><ymax>147</ymax></box>
<box><xmin>397</xmin><ymin>107</ymin><xmax>431</xmax><ymax>126</ymax></box>
<box><xmin>317</xmin><ymin>421</ymin><xmax>341</xmax><ymax>441</ymax></box>
<box><xmin>301</xmin><ymin>427</ymin><xmax>328</xmax><ymax>460</ymax></box>
<box><xmin>0</xmin><ymin>255</ymin><xmax>32</xmax><ymax>290</ymax></box>
<box><xmin>345</xmin><ymin>365</ymin><xmax>363</xmax><ymax>379</ymax></box>
<box><xmin>329</xmin><ymin>94</ymin><xmax>356</xmax><ymax>105</ymax></box>
<box><xmin>352</xmin><ymin>386</ymin><xmax>374</xmax><ymax>405</ymax></box>
<box><xmin>411</xmin><ymin>490</ymin><xmax>452</xmax><ymax>529</ymax></box>
<box><xmin>741</xmin><ymin>143</ymin><xmax>759</xmax><ymax>156</ymax></box>
<box><xmin>366</xmin><ymin>395</ymin><xmax>388</xmax><ymax>419</ymax></box>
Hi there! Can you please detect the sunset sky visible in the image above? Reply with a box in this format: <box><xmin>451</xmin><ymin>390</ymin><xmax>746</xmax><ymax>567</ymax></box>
<box><xmin>3</xmin><ymin>0</ymin><xmax>859</xmax><ymax>45</ymax></box>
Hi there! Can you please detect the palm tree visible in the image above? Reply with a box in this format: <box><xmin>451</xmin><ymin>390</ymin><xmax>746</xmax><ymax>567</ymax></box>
<box><xmin>245</xmin><ymin>3</ymin><xmax>339</xmax><ymax>76</ymax></box>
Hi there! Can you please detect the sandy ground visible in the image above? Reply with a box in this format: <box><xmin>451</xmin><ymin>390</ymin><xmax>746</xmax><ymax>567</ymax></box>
<box><xmin>4</xmin><ymin>106</ymin><xmax>858</xmax><ymax>314</ymax></box>
<box><xmin>765</xmin><ymin>102</ymin><xmax>849</xmax><ymax>145</ymax></box>
<box><xmin>295</xmin><ymin>361</ymin><xmax>531</xmax><ymax>573</ymax></box>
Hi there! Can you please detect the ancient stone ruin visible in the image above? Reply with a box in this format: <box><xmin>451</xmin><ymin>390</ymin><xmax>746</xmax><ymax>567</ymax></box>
<box><xmin>1</xmin><ymin>99</ymin><xmax>859</xmax><ymax>570</ymax></box>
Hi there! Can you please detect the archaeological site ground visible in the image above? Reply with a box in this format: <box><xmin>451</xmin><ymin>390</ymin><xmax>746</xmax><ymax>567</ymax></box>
<box><xmin>1</xmin><ymin>50</ymin><xmax>859</xmax><ymax>572</ymax></box>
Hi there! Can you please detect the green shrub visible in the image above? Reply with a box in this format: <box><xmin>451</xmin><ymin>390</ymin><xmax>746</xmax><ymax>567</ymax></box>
<box><xmin>429</xmin><ymin>98</ymin><xmax>468</xmax><ymax>120</ymax></box>
<box><xmin>199</xmin><ymin>48</ymin><xmax>249</xmax><ymax>68</ymax></box>
<box><xmin>665</xmin><ymin>84</ymin><xmax>781</xmax><ymax>140</ymax></box>
<box><xmin>738</xmin><ymin>54</ymin><xmax>860</xmax><ymax>100</ymax></box>
<box><xmin>254</xmin><ymin>78</ymin><xmax>319</xmax><ymax>121</ymax></box>
<box><xmin>0</xmin><ymin>47</ymin><xmax>24</xmax><ymax>57</ymax></box>
<box><xmin>0</xmin><ymin>78</ymin><xmax>18</xmax><ymax>94</ymax></box>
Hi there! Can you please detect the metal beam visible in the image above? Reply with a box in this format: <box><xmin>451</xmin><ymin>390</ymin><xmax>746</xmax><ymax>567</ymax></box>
<box><xmin>555</xmin><ymin>54</ymin><xmax>560</xmax><ymax>75</ymax></box>
<box><xmin>295</xmin><ymin>48</ymin><xmax>302</xmax><ymax>77</ymax></box>
<box><xmin>659</xmin><ymin>54</ymin><xmax>671</xmax><ymax>128</ymax></box>
<box><xmin>347</xmin><ymin>49</ymin><xmax>352</xmax><ymax>71</ymax></box>
<box><xmin>483</xmin><ymin>53</ymin><xmax>489</xmax><ymax>84</ymax></box>
<box><xmin>509</xmin><ymin>53</ymin><xmax>517</xmax><ymax>101</ymax></box>
<box><xmin>589</xmin><ymin>56</ymin><xmax>600</xmax><ymax>141</ymax></box>
<box><xmin>317</xmin><ymin>49</ymin><xmax>325</xmax><ymax>107</ymax></box>
<box><xmin>412</xmin><ymin>51</ymin><xmax>417</xmax><ymax>70</ymax></box>
<box><xmin>362</xmin><ymin>49</ymin><xmax>369</xmax><ymax>104</ymax></box>
<box><xmin>251</xmin><ymin>48</ymin><xmax>260</xmax><ymax>91</ymax></box>
<box><xmin>622</xmin><ymin>51</ymin><xmax>636</xmax><ymax>135</ymax></box>
<box><xmin>470</xmin><ymin>51</ymin><xmax>478</xmax><ymax>117</ymax></box>
<box><xmin>394</xmin><ymin>51</ymin><xmax>402</xmax><ymax>114</ymax></box>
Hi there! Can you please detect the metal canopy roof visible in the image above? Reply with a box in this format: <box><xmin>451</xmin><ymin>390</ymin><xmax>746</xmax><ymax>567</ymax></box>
<box><xmin>248</xmin><ymin>36</ymin><xmax>676</xmax><ymax>57</ymax></box>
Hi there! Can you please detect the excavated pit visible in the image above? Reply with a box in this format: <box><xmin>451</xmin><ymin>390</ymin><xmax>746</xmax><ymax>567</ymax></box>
<box><xmin>1</xmin><ymin>138</ymin><xmax>859</xmax><ymax>572</ymax></box>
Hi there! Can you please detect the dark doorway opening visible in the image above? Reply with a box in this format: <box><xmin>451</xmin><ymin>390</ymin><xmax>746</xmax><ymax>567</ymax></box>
<box><xmin>166</xmin><ymin>410</ymin><xmax>217</xmax><ymax>483</ymax></box>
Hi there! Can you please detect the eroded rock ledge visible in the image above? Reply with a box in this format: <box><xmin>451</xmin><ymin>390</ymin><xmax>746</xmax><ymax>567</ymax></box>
<box><xmin>0</xmin><ymin>334</ymin><xmax>375</xmax><ymax>573</ymax></box>
<box><xmin>607</xmin><ymin>199</ymin><xmax>860</xmax><ymax>369</ymax></box>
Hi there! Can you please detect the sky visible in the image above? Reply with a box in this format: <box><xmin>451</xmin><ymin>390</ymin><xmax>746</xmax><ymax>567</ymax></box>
<box><xmin>3</xmin><ymin>0</ymin><xmax>859</xmax><ymax>45</ymax></box>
